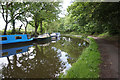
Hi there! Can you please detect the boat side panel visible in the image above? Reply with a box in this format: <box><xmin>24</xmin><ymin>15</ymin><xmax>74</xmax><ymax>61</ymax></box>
<box><xmin>0</xmin><ymin>34</ymin><xmax>33</xmax><ymax>44</ymax></box>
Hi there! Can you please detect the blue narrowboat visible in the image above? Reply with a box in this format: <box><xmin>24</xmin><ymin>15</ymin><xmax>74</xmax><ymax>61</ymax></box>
<box><xmin>0</xmin><ymin>34</ymin><xmax>33</xmax><ymax>45</ymax></box>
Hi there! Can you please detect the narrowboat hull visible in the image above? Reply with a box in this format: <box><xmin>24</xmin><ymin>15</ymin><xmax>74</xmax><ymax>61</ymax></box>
<box><xmin>2</xmin><ymin>40</ymin><xmax>34</xmax><ymax>50</ymax></box>
<box><xmin>2</xmin><ymin>38</ymin><xmax>51</xmax><ymax>50</ymax></box>
<box><xmin>0</xmin><ymin>34</ymin><xmax>33</xmax><ymax>45</ymax></box>
<box><xmin>37</xmin><ymin>37</ymin><xmax>51</xmax><ymax>41</ymax></box>
<box><xmin>1</xmin><ymin>39</ymin><xmax>33</xmax><ymax>45</ymax></box>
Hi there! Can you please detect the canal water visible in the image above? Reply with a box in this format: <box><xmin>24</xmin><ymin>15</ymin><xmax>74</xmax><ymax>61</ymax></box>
<box><xmin>0</xmin><ymin>36</ymin><xmax>88</xmax><ymax>78</ymax></box>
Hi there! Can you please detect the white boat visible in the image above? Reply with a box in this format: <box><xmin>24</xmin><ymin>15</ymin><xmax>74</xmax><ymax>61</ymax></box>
<box><xmin>33</xmin><ymin>33</ymin><xmax>51</xmax><ymax>41</ymax></box>
<box><xmin>50</xmin><ymin>32</ymin><xmax>61</xmax><ymax>38</ymax></box>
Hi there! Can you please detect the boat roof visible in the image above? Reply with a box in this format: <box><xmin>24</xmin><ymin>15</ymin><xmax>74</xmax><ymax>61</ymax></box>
<box><xmin>0</xmin><ymin>34</ymin><xmax>28</xmax><ymax>36</ymax></box>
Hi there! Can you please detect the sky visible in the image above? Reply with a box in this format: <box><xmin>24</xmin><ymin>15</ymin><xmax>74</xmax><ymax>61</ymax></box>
<box><xmin>0</xmin><ymin>0</ymin><xmax>72</xmax><ymax>30</ymax></box>
<box><xmin>59</xmin><ymin>0</ymin><xmax>72</xmax><ymax>17</ymax></box>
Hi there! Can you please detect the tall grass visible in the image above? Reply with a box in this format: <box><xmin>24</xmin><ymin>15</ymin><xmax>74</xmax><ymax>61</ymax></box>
<box><xmin>62</xmin><ymin>37</ymin><xmax>101</xmax><ymax>78</ymax></box>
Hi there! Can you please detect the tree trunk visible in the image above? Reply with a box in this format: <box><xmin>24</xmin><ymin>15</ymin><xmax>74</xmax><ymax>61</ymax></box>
<box><xmin>18</xmin><ymin>24</ymin><xmax>22</xmax><ymax>33</ymax></box>
<box><xmin>35</xmin><ymin>21</ymin><xmax>39</xmax><ymax>35</ymax></box>
<box><xmin>12</xmin><ymin>20</ymin><xmax>16</xmax><ymax>34</ymax></box>
<box><xmin>4</xmin><ymin>22</ymin><xmax>8</xmax><ymax>35</ymax></box>
<box><xmin>3</xmin><ymin>2</ymin><xmax>8</xmax><ymax>35</ymax></box>
<box><xmin>25</xmin><ymin>25</ymin><xmax>27</xmax><ymax>34</ymax></box>
<box><xmin>25</xmin><ymin>20</ymin><xmax>28</xmax><ymax>34</ymax></box>
<box><xmin>40</xmin><ymin>20</ymin><xmax>42</xmax><ymax>34</ymax></box>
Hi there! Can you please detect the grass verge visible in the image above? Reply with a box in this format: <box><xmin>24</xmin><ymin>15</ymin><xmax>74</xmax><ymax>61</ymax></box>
<box><xmin>97</xmin><ymin>32</ymin><xmax>110</xmax><ymax>38</ymax></box>
<box><xmin>97</xmin><ymin>32</ymin><xmax>119</xmax><ymax>41</ymax></box>
<box><xmin>61</xmin><ymin>36</ymin><xmax>101</xmax><ymax>78</ymax></box>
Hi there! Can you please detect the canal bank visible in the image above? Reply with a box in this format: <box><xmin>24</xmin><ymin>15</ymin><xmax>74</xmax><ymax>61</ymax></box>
<box><xmin>60</xmin><ymin>34</ymin><xmax>101</xmax><ymax>78</ymax></box>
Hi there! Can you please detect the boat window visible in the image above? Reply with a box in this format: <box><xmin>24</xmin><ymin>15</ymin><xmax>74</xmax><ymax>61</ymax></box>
<box><xmin>2</xmin><ymin>52</ymin><xmax>8</xmax><ymax>56</ymax></box>
<box><xmin>16</xmin><ymin>49</ymin><xmax>22</xmax><ymax>53</ymax></box>
<box><xmin>0</xmin><ymin>37</ymin><xmax>7</xmax><ymax>40</ymax></box>
<box><xmin>15</xmin><ymin>36</ymin><xmax>22</xmax><ymax>39</ymax></box>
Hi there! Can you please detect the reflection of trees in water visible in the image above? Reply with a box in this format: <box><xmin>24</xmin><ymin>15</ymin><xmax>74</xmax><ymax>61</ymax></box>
<box><xmin>2</xmin><ymin>44</ymin><xmax>65</xmax><ymax>78</ymax></box>
<box><xmin>2</xmin><ymin>37</ymin><xmax>88</xmax><ymax>78</ymax></box>
<box><xmin>51</xmin><ymin>37</ymin><xmax>88</xmax><ymax>65</ymax></box>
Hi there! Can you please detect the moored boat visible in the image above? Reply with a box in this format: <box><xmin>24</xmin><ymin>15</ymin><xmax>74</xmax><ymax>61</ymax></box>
<box><xmin>50</xmin><ymin>32</ymin><xmax>61</xmax><ymax>40</ymax></box>
<box><xmin>51</xmin><ymin>32</ymin><xmax>60</xmax><ymax>37</ymax></box>
<box><xmin>0</xmin><ymin>34</ymin><xmax>33</xmax><ymax>45</ymax></box>
<box><xmin>56</xmin><ymin>33</ymin><xmax>61</xmax><ymax>37</ymax></box>
<box><xmin>33</xmin><ymin>33</ymin><xmax>51</xmax><ymax>41</ymax></box>
<box><xmin>50</xmin><ymin>33</ymin><xmax>57</xmax><ymax>38</ymax></box>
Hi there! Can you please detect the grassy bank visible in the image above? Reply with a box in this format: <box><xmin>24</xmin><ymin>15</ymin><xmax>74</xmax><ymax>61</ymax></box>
<box><xmin>61</xmin><ymin>36</ymin><xmax>101</xmax><ymax>78</ymax></box>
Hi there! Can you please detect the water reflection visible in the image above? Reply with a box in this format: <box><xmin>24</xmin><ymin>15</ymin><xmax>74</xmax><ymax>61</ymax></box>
<box><xmin>0</xmin><ymin>45</ymin><xmax>33</xmax><ymax>57</ymax></box>
<box><xmin>51</xmin><ymin>47</ymin><xmax>71</xmax><ymax>76</ymax></box>
<box><xmin>0</xmin><ymin>36</ymin><xmax>88</xmax><ymax>78</ymax></box>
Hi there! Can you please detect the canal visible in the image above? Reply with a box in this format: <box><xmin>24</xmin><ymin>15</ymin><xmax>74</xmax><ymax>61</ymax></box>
<box><xmin>0</xmin><ymin>36</ymin><xmax>88</xmax><ymax>78</ymax></box>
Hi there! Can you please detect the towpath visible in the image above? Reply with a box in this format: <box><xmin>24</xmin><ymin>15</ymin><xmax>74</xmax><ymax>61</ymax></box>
<box><xmin>88</xmin><ymin>36</ymin><xmax>119</xmax><ymax>78</ymax></box>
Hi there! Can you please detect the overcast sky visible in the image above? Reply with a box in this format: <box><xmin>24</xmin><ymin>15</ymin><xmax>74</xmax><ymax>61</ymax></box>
<box><xmin>0</xmin><ymin>0</ymin><xmax>72</xmax><ymax>30</ymax></box>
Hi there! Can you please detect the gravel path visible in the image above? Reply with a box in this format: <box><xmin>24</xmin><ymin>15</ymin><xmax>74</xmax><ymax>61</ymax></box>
<box><xmin>89</xmin><ymin>36</ymin><xmax>119</xmax><ymax>78</ymax></box>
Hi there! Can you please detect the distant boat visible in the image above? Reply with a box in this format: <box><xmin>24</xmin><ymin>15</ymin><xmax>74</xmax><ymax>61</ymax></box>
<box><xmin>51</xmin><ymin>33</ymin><xmax>61</xmax><ymax>40</ymax></box>
<box><xmin>56</xmin><ymin>33</ymin><xmax>61</xmax><ymax>37</ymax></box>
<box><xmin>51</xmin><ymin>33</ymin><xmax>57</xmax><ymax>38</ymax></box>
<box><xmin>51</xmin><ymin>32</ymin><xmax>60</xmax><ymax>37</ymax></box>
<box><xmin>33</xmin><ymin>33</ymin><xmax>51</xmax><ymax>41</ymax></box>
<box><xmin>0</xmin><ymin>45</ymin><xmax>33</xmax><ymax>57</ymax></box>
<box><xmin>0</xmin><ymin>34</ymin><xmax>33</xmax><ymax>45</ymax></box>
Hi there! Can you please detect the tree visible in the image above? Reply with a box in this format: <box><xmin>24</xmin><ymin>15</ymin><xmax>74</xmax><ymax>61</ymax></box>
<box><xmin>18</xmin><ymin>13</ymin><xmax>31</xmax><ymax>34</ymax></box>
<box><xmin>61</xmin><ymin>2</ymin><xmax>120</xmax><ymax>35</ymax></box>
<box><xmin>0</xmin><ymin>2</ymin><xmax>30</xmax><ymax>34</ymax></box>
<box><xmin>29</xmin><ymin>2</ymin><xmax>61</xmax><ymax>35</ymax></box>
<box><xmin>9</xmin><ymin>2</ymin><xmax>30</xmax><ymax>34</ymax></box>
<box><xmin>0</xmin><ymin>2</ymin><xmax>12</xmax><ymax>35</ymax></box>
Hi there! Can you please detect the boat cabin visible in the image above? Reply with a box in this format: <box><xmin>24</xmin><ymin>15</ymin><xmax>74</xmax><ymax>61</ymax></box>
<box><xmin>0</xmin><ymin>34</ymin><xmax>33</xmax><ymax>44</ymax></box>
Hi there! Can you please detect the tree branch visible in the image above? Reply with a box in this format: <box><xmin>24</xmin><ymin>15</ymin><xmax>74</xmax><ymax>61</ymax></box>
<box><xmin>1</xmin><ymin>4</ymin><xmax>6</xmax><ymax>22</ymax></box>
<box><xmin>8</xmin><ymin>11</ymin><xmax>24</xmax><ymax>23</ymax></box>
